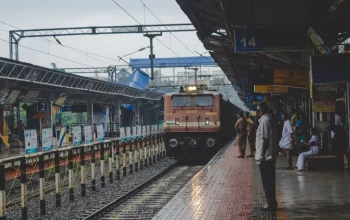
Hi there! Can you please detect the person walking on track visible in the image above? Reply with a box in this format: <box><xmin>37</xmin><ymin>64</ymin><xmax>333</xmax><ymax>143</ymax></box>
<box><xmin>235</xmin><ymin>111</ymin><xmax>247</xmax><ymax>158</ymax></box>
<box><xmin>245</xmin><ymin>112</ymin><xmax>255</xmax><ymax>157</ymax></box>
<box><xmin>255</xmin><ymin>102</ymin><xmax>278</xmax><ymax>211</ymax></box>
<box><xmin>279</xmin><ymin>112</ymin><xmax>294</xmax><ymax>169</ymax></box>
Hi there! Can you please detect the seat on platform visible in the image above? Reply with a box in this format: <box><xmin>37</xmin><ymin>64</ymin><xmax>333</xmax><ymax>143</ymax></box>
<box><xmin>307</xmin><ymin>154</ymin><xmax>344</xmax><ymax>171</ymax></box>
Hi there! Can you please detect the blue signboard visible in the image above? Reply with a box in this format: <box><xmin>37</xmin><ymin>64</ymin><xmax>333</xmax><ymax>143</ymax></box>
<box><xmin>37</xmin><ymin>102</ymin><xmax>48</xmax><ymax>112</ymax></box>
<box><xmin>235</xmin><ymin>28</ymin><xmax>260</xmax><ymax>52</ymax></box>
<box><xmin>235</xmin><ymin>27</ymin><xmax>306</xmax><ymax>53</ymax></box>
<box><xmin>312</xmin><ymin>53</ymin><xmax>350</xmax><ymax>84</ymax></box>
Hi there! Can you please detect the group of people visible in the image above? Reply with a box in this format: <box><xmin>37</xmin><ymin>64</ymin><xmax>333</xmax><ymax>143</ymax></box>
<box><xmin>279</xmin><ymin>110</ymin><xmax>319</xmax><ymax>171</ymax></box>
<box><xmin>236</xmin><ymin>102</ymin><xmax>323</xmax><ymax>211</ymax></box>
<box><xmin>234</xmin><ymin>111</ymin><xmax>257</xmax><ymax>158</ymax></box>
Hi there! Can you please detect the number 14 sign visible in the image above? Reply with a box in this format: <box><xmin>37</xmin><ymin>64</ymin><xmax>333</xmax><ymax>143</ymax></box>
<box><xmin>234</xmin><ymin>28</ymin><xmax>260</xmax><ymax>52</ymax></box>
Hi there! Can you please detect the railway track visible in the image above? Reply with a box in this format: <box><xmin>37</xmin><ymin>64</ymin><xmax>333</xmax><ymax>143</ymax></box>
<box><xmin>75</xmin><ymin>164</ymin><xmax>203</xmax><ymax>220</ymax></box>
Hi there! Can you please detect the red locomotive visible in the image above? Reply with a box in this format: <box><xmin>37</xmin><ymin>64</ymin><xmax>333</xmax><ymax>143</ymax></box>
<box><xmin>164</xmin><ymin>84</ymin><xmax>242</xmax><ymax>159</ymax></box>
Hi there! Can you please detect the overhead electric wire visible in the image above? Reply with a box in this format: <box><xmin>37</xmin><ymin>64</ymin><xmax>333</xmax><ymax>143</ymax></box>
<box><xmin>0</xmin><ymin>21</ymin><xmax>117</xmax><ymax>65</ymax></box>
<box><xmin>139</xmin><ymin>0</ymin><xmax>197</xmax><ymax>56</ymax></box>
<box><xmin>111</xmin><ymin>0</ymin><xmax>181</xmax><ymax>58</ymax></box>
<box><xmin>0</xmin><ymin>38</ymin><xmax>93</xmax><ymax>67</ymax></box>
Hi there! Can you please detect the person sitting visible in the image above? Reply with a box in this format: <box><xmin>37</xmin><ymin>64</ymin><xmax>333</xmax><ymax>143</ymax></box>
<box><xmin>296</xmin><ymin>128</ymin><xmax>320</xmax><ymax>171</ymax></box>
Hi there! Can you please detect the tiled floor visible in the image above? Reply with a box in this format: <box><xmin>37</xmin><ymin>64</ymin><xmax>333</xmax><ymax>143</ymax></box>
<box><xmin>154</xmin><ymin>143</ymin><xmax>350</xmax><ymax>220</ymax></box>
<box><xmin>153</xmin><ymin>141</ymin><xmax>253</xmax><ymax>220</ymax></box>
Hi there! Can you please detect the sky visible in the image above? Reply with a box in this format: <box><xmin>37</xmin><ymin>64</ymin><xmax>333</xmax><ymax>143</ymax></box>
<box><xmin>0</xmin><ymin>0</ymin><xmax>246</xmax><ymax>108</ymax></box>
<box><xmin>0</xmin><ymin>0</ymin><xmax>206</xmax><ymax>68</ymax></box>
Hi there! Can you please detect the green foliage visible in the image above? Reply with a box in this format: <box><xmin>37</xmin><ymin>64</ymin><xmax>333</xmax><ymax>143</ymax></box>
<box><xmin>61</xmin><ymin>112</ymin><xmax>78</xmax><ymax>127</ymax></box>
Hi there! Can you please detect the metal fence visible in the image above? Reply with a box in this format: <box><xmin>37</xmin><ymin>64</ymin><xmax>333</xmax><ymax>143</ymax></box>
<box><xmin>0</xmin><ymin>133</ymin><xmax>165</xmax><ymax>220</ymax></box>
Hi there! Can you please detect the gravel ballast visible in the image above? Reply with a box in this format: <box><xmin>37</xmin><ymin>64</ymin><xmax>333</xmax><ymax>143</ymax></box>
<box><xmin>6</xmin><ymin>158</ymin><xmax>177</xmax><ymax>220</ymax></box>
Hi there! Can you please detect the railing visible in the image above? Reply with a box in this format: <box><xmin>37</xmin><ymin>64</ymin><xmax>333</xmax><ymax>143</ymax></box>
<box><xmin>0</xmin><ymin>133</ymin><xmax>166</xmax><ymax>220</ymax></box>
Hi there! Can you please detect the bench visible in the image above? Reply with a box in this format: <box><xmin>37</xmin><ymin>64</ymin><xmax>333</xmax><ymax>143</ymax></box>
<box><xmin>307</xmin><ymin>154</ymin><xmax>344</xmax><ymax>171</ymax></box>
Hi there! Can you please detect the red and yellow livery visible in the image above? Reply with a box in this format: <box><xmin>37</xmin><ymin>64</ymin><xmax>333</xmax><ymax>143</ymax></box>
<box><xmin>164</xmin><ymin>88</ymin><xmax>241</xmax><ymax>159</ymax></box>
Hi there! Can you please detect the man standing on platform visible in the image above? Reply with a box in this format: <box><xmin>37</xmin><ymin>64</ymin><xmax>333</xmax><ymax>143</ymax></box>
<box><xmin>245</xmin><ymin>112</ymin><xmax>255</xmax><ymax>157</ymax></box>
<box><xmin>235</xmin><ymin>111</ymin><xmax>247</xmax><ymax>158</ymax></box>
<box><xmin>255</xmin><ymin>102</ymin><xmax>278</xmax><ymax>211</ymax></box>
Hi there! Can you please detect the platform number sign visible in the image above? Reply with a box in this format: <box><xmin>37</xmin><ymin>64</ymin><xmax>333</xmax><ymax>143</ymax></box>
<box><xmin>234</xmin><ymin>28</ymin><xmax>260</xmax><ymax>52</ymax></box>
<box><xmin>37</xmin><ymin>102</ymin><xmax>48</xmax><ymax>112</ymax></box>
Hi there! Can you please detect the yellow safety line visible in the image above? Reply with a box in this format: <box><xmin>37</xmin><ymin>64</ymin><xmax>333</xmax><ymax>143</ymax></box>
<box><xmin>276</xmin><ymin>186</ymin><xmax>289</xmax><ymax>220</ymax></box>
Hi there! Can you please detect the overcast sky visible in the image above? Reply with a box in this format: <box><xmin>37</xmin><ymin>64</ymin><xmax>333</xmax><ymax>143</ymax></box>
<box><xmin>0</xmin><ymin>0</ymin><xmax>246</xmax><ymax>108</ymax></box>
<box><xmin>0</xmin><ymin>0</ymin><xmax>206</xmax><ymax>68</ymax></box>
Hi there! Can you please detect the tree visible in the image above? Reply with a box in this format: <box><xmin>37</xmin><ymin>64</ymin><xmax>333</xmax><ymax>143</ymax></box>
<box><xmin>117</xmin><ymin>68</ymin><xmax>131</xmax><ymax>83</ymax></box>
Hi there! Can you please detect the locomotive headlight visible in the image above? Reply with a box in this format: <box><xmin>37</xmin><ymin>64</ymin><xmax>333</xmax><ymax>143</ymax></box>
<box><xmin>206</xmin><ymin>138</ymin><xmax>215</xmax><ymax>147</ymax></box>
<box><xmin>205</xmin><ymin>118</ymin><xmax>209</xmax><ymax>125</ymax></box>
<box><xmin>169</xmin><ymin>139</ymin><xmax>178</xmax><ymax>148</ymax></box>
<box><xmin>175</xmin><ymin>118</ymin><xmax>180</xmax><ymax>125</ymax></box>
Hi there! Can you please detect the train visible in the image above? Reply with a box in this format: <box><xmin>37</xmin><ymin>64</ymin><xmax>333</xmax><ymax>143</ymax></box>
<box><xmin>163</xmin><ymin>84</ymin><xmax>242</xmax><ymax>160</ymax></box>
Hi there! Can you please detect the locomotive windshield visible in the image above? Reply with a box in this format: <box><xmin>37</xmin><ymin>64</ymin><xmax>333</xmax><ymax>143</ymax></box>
<box><xmin>172</xmin><ymin>96</ymin><xmax>191</xmax><ymax>107</ymax></box>
<box><xmin>194</xmin><ymin>95</ymin><xmax>213</xmax><ymax>107</ymax></box>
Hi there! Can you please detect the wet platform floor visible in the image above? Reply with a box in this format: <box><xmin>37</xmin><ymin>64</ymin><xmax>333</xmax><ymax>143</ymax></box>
<box><xmin>153</xmin><ymin>142</ymin><xmax>350</xmax><ymax>220</ymax></box>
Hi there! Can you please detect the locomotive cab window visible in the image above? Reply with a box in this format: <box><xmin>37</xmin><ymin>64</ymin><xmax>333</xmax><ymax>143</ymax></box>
<box><xmin>194</xmin><ymin>95</ymin><xmax>213</xmax><ymax>107</ymax></box>
<box><xmin>172</xmin><ymin>96</ymin><xmax>191</xmax><ymax>107</ymax></box>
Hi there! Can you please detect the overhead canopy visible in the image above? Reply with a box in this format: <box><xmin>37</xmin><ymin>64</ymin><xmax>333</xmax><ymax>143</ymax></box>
<box><xmin>130</xmin><ymin>56</ymin><xmax>216</xmax><ymax>68</ymax></box>
<box><xmin>176</xmin><ymin>0</ymin><xmax>350</xmax><ymax>100</ymax></box>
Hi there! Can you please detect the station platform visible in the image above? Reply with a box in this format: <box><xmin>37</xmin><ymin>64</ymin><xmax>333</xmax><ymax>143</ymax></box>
<box><xmin>153</xmin><ymin>141</ymin><xmax>350</xmax><ymax>220</ymax></box>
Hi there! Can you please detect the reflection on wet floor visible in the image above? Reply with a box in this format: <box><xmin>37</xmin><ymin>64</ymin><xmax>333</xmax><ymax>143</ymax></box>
<box><xmin>276</xmin><ymin>157</ymin><xmax>350</xmax><ymax>219</ymax></box>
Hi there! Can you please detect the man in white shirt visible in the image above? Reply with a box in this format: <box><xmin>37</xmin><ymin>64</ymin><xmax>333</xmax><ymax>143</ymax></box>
<box><xmin>255</xmin><ymin>102</ymin><xmax>278</xmax><ymax>211</ymax></box>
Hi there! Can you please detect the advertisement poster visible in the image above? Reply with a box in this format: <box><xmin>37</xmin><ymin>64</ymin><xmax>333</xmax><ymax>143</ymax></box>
<box><xmin>84</xmin><ymin>126</ymin><xmax>93</xmax><ymax>144</ymax></box>
<box><xmin>120</xmin><ymin>127</ymin><xmax>126</xmax><ymax>139</ymax></box>
<box><xmin>136</xmin><ymin>126</ymin><xmax>142</xmax><ymax>137</ymax></box>
<box><xmin>24</xmin><ymin>129</ymin><xmax>38</xmax><ymax>154</ymax></box>
<box><xmin>312</xmin><ymin>84</ymin><xmax>336</xmax><ymax>112</ymax></box>
<box><xmin>146</xmin><ymin>126</ymin><xmax>150</xmax><ymax>135</ymax></box>
<box><xmin>57</xmin><ymin>128</ymin><xmax>67</xmax><ymax>147</ymax></box>
<box><xmin>126</xmin><ymin>127</ymin><xmax>131</xmax><ymax>138</ymax></box>
<box><xmin>97</xmin><ymin>125</ymin><xmax>104</xmax><ymax>142</ymax></box>
<box><xmin>159</xmin><ymin>124</ymin><xmax>164</xmax><ymax>132</ymax></box>
<box><xmin>142</xmin><ymin>126</ymin><xmax>146</xmax><ymax>136</ymax></box>
<box><xmin>73</xmin><ymin>126</ymin><xmax>82</xmax><ymax>146</ymax></box>
<box><xmin>42</xmin><ymin>128</ymin><xmax>53</xmax><ymax>152</ymax></box>
<box><xmin>151</xmin><ymin>125</ymin><xmax>156</xmax><ymax>134</ymax></box>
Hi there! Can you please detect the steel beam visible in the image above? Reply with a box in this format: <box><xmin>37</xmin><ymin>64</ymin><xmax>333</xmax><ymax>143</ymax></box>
<box><xmin>9</xmin><ymin>23</ymin><xmax>195</xmax><ymax>60</ymax></box>
<box><xmin>0</xmin><ymin>58</ymin><xmax>161</xmax><ymax>100</ymax></box>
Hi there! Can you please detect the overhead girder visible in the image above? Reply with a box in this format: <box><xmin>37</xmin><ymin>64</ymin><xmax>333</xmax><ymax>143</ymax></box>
<box><xmin>0</xmin><ymin>58</ymin><xmax>162</xmax><ymax>102</ymax></box>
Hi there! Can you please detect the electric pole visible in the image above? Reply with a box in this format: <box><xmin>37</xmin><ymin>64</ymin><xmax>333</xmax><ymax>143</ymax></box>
<box><xmin>188</xmin><ymin>67</ymin><xmax>199</xmax><ymax>83</ymax></box>
<box><xmin>144</xmin><ymin>32</ymin><xmax>162</xmax><ymax>80</ymax></box>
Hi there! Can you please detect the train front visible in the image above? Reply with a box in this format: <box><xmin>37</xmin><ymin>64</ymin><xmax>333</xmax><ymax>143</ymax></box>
<box><xmin>164</xmin><ymin>85</ymin><xmax>222</xmax><ymax>159</ymax></box>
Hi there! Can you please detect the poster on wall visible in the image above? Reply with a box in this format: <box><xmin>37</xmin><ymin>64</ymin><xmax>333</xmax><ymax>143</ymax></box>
<box><xmin>57</xmin><ymin>128</ymin><xmax>67</xmax><ymax>147</ymax></box>
<box><xmin>97</xmin><ymin>125</ymin><xmax>104</xmax><ymax>142</ymax></box>
<box><xmin>42</xmin><ymin>128</ymin><xmax>53</xmax><ymax>152</ymax></box>
<box><xmin>84</xmin><ymin>126</ymin><xmax>93</xmax><ymax>144</ymax></box>
<box><xmin>73</xmin><ymin>126</ymin><xmax>82</xmax><ymax>146</ymax></box>
<box><xmin>24</xmin><ymin>129</ymin><xmax>38</xmax><ymax>154</ymax></box>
